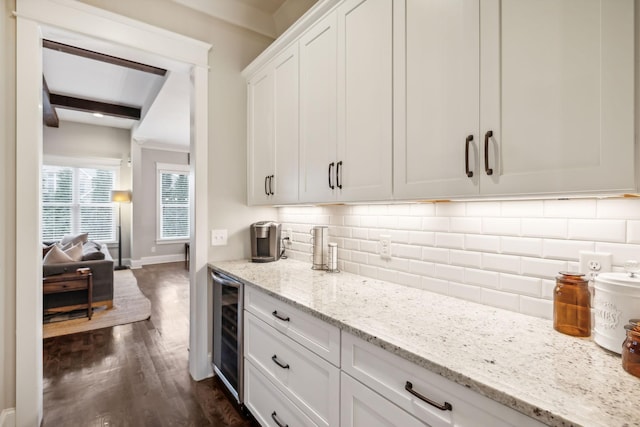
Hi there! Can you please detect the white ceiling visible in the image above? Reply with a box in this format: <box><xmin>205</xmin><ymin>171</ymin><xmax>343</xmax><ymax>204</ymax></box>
<box><xmin>41</xmin><ymin>1</ymin><xmax>317</xmax><ymax>150</ymax></box>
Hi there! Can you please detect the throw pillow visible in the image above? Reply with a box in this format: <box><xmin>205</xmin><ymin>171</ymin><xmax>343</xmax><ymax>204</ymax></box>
<box><xmin>60</xmin><ymin>232</ymin><xmax>89</xmax><ymax>246</ymax></box>
<box><xmin>82</xmin><ymin>241</ymin><xmax>106</xmax><ymax>261</ymax></box>
<box><xmin>42</xmin><ymin>243</ymin><xmax>55</xmax><ymax>258</ymax></box>
<box><xmin>65</xmin><ymin>243</ymin><xmax>83</xmax><ymax>262</ymax></box>
<box><xmin>43</xmin><ymin>245</ymin><xmax>73</xmax><ymax>265</ymax></box>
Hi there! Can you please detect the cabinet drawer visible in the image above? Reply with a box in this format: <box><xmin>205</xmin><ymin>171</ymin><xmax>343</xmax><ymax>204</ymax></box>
<box><xmin>245</xmin><ymin>285</ymin><xmax>340</xmax><ymax>366</ymax></box>
<box><xmin>245</xmin><ymin>360</ymin><xmax>319</xmax><ymax>427</ymax></box>
<box><xmin>342</xmin><ymin>333</ymin><xmax>545</xmax><ymax>427</ymax></box>
<box><xmin>341</xmin><ymin>372</ymin><xmax>427</xmax><ymax>427</ymax></box>
<box><xmin>245</xmin><ymin>311</ymin><xmax>340</xmax><ymax>427</ymax></box>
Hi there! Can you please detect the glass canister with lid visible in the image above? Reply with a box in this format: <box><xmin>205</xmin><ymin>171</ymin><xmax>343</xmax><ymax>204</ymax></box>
<box><xmin>553</xmin><ymin>272</ymin><xmax>591</xmax><ymax>337</ymax></box>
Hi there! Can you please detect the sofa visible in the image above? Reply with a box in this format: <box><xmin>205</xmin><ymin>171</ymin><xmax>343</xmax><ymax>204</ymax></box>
<box><xmin>43</xmin><ymin>239</ymin><xmax>114</xmax><ymax>313</ymax></box>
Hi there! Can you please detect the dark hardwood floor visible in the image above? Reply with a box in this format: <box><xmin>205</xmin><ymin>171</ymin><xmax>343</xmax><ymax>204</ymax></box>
<box><xmin>43</xmin><ymin>262</ymin><xmax>257</xmax><ymax>427</ymax></box>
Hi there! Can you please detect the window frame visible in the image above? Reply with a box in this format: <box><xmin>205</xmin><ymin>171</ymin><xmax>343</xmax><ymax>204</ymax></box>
<box><xmin>42</xmin><ymin>156</ymin><xmax>120</xmax><ymax>243</ymax></box>
<box><xmin>156</xmin><ymin>162</ymin><xmax>190</xmax><ymax>244</ymax></box>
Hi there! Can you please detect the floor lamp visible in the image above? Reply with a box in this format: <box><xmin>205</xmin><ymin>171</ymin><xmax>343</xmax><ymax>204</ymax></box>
<box><xmin>111</xmin><ymin>190</ymin><xmax>132</xmax><ymax>270</ymax></box>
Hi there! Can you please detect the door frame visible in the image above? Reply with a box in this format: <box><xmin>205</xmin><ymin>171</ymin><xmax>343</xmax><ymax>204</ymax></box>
<box><xmin>15</xmin><ymin>1</ymin><xmax>211</xmax><ymax>425</ymax></box>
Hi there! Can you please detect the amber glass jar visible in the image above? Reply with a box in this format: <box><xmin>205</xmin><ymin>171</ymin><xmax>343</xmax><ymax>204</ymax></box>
<box><xmin>622</xmin><ymin>321</ymin><xmax>640</xmax><ymax>378</ymax></box>
<box><xmin>553</xmin><ymin>272</ymin><xmax>591</xmax><ymax>337</ymax></box>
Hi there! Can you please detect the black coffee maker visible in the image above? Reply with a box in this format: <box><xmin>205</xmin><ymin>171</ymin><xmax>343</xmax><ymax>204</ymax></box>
<box><xmin>250</xmin><ymin>221</ymin><xmax>282</xmax><ymax>263</ymax></box>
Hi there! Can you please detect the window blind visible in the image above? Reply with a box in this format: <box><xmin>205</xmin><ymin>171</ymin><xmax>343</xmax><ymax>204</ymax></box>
<box><xmin>41</xmin><ymin>165</ymin><xmax>116</xmax><ymax>242</ymax></box>
<box><xmin>159</xmin><ymin>171</ymin><xmax>189</xmax><ymax>240</ymax></box>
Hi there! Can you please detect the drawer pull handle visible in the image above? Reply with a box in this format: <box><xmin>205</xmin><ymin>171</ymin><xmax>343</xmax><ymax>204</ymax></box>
<box><xmin>271</xmin><ymin>411</ymin><xmax>288</xmax><ymax>427</ymax></box>
<box><xmin>484</xmin><ymin>130</ymin><xmax>493</xmax><ymax>176</ymax></box>
<box><xmin>405</xmin><ymin>381</ymin><xmax>452</xmax><ymax>411</ymax></box>
<box><xmin>272</xmin><ymin>355</ymin><xmax>290</xmax><ymax>370</ymax></box>
<box><xmin>464</xmin><ymin>134</ymin><xmax>474</xmax><ymax>178</ymax></box>
<box><xmin>272</xmin><ymin>310</ymin><xmax>290</xmax><ymax>322</ymax></box>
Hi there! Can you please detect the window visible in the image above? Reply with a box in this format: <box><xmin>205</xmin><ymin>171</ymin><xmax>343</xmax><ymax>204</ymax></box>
<box><xmin>42</xmin><ymin>165</ymin><xmax>117</xmax><ymax>242</ymax></box>
<box><xmin>157</xmin><ymin>163</ymin><xmax>190</xmax><ymax>241</ymax></box>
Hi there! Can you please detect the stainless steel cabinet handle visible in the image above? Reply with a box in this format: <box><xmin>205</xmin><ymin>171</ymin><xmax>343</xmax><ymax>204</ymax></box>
<box><xmin>484</xmin><ymin>130</ymin><xmax>493</xmax><ymax>176</ymax></box>
<box><xmin>272</xmin><ymin>354</ymin><xmax>290</xmax><ymax>369</ymax></box>
<box><xmin>336</xmin><ymin>160</ymin><xmax>343</xmax><ymax>189</ymax></box>
<box><xmin>465</xmin><ymin>135</ymin><xmax>474</xmax><ymax>178</ymax></box>
<box><xmin>405</xmin><ymin>381</ymin><xmax>452</xmax><ymax>411</ymax></box>
<box><xmin>271</xmin><ymin>411</ymin><xmax>288</xmax><ymax>427</ymax></box>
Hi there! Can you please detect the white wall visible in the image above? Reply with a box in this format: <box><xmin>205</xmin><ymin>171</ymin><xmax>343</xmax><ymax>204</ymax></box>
<box><xmin>1</xmin><ymin>0</ymin><xmax>16</xmax><ymax>414</ymax></box>
<box><xmin>43</xmin><ymin>121</ymin><xmax>132</xmax><ymax>260</ymax></box>
<box><xmin>76</xmin><ymin>0</ymin><xmax>277</xmax><ymax>263</ymax></box>
<box><xmin>132</xmin><ymin>147</ymin><xmax>189</xmax><ymax>265</ymax></box>
<box><xmin>280</xmin><ymin>198</ymin><xmax>640</xmax><ymax>320</ymax></box>
<box><xmin>273</xmin><ymin>0</ymin><xmax>318</xmax><ymax>37</ymax></box>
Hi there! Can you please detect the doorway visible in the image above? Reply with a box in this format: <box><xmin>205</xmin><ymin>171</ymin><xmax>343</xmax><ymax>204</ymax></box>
<box><xmin>15</xmin><ymin>1</ymin><xmax>211</xmax><ymax>425</ymax></box>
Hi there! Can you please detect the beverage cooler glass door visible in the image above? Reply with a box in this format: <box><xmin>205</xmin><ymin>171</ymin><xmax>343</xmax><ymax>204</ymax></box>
<box><xmin>211</xmin><ymin>270</ymin><xmax>244</xmax><ymax>404</ymax></box>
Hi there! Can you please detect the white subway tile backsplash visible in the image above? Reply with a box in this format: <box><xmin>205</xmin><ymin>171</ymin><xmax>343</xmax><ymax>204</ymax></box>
<box><xmin>482</xmin><ymin>253</ymin><xmax>520</xmax><ymax>274</ymax></box>
<box><xmin>520</xmin><ymin>296</ymin><xmax>553</xmax><ymax>320</ymax></box>
<box><xmin>421</xmin><ymin>277</ymin><xmax>449</xmax><ymax>294</ymax></box>
<box><xmin>422</xmin><ymin>217</ymin><xmax>449</xmax><ymax>232</ymax></box>
<box><xmin>521</xmin><ymin>257</ymin><xmax>567</xmax><ymax>279</ymax></box>
<box><xmin>594</xmin><ymin>242</ymin><xmax>640</xmax><ymax>266</ymax></box>
<box><xmin>449</xmin><ymin>250</ymin><xmax>482</xmax><ymax>268</ymax></box>
<box><xmin>522</xmin><ymin>218</ymin><xmax>568</xmax><ymax>239</ymax></box>
<box><xmin>409</xmin><ymin>260</ymin><xmax>435</xmax><ymax>277</ymax></box>
<box><xmin>481</xmin><ymin>288</ymin><xmax>520</xmax><ymax>312</ymax></box>
<box><xmin>500</xmin><ymin>236</ymin><xmax>543</xmax><ymax>257</ymax></box>
<box><xmin>435</xmin><ymin>202</ymin><xmax>466</xmax><ymax>217</ymax></box>
<box><xmin>409</xmin><ymin>231</ymin><xmax>435</xmax><ymax>246</ymax></box>
<box><xmin>466</xmin><ymin>201</ymin><xmax>501</xmax><ymax>217</ymax></box>
<box><xmin>465</xmin><ymin>234</ymin><xmax>500</xmax><ymax>253</ymax></box>
<box><xmin>422</xmin><ymin>247</ymin><xmax>449</xmax><ymax>264</ymax></box>
<box><xmin>501</xmin><ymin>200</ymin><xmax>543</xmax><ymax>217</ymax></box>
<box><xmin>393</xmin><ymin>244</ymin><xmax>422</xmax><ymax>260</ymax></box>
<box><xmin>568</xmin><ymin>219</ymin><xmax>626</xmax><ymax>243</ymax></box>
<box><xmin>464</xmin><ymin>268</ymin><xmax>499</xmax><ymax>289</ymax></box>
<box><xmin>451</xmin><ymin>217</ymin><xmax>482</xmax><ymax>234</ymax></box>
<box><xmin>628</xmin><ymin>221</ymin><xmax>640</xmax><ymax>244</ymax></box>
<box><xmin>544</xmin><ymin>199</ymin><xmax>597</xmax><ymax>218</ymax></box>
<box><xmin>279</xmin><ymin>198</ymin><xmax>640</xmax><ymax>322</ymax></box>
<box><xmin>597</xmin><ymin>199</ymin><xmax>640</xmax><ymax>219</ymax></box>
<box><xmin>499</xmin><ymin>273</ymin><xmax>541</xmax><ymax>297</ymax></box>
<box><xmin>448</xmin><ymin>282</ymin><xmax>482</xmax><ymax>303</ymax></box>
<box><xmin>435</xmin><ymin>264</ymin><xmax>464</xmax><ymax>282</ymax></box>
<box><xmin>482</xmin><ymin>217</ymin><xmax>521</xmax><ymax>236</ymax></box>
<box><xmin>542</xmin><ymin>239</ymin><xmax>595</xmax><ymax>261</ymax></box>
<box><xmin>435</xmin><ymin>232</ymin><xmax>465</xmax><ymax>249</ymax></box>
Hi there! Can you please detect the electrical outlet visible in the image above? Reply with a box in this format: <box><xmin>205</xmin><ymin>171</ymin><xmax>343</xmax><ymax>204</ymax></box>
<box><xmin>579</xmin><ymin>251</ymin><xmax>612</xmax><ymax>281</ymax></box>
<box><xmin>379</xmin><ymin>234</ymin><xmax>391</xmax><ymax>260</ymax></box>
<box><xmin>282</xmin><ymin>228</ymin><xmax>293</xmax><ymax>248</ymax></box>
<box><xmin>211</xmin><ymin>229</ymin><xmax>228</xmax><ymax>246</ymax></box>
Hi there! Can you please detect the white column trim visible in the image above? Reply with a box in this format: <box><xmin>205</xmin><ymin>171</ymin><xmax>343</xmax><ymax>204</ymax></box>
<box><xmin>0</xmin><ymin>408</ymin><xmax>16</xmax><ymax>427</ymax></box>
<box><xmin>14</xmin><ymin>0</ymin><xmax>211</xmax><ymax>422</ymax></box>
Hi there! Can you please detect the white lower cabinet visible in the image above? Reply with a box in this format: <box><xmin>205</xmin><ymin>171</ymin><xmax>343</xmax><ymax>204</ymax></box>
<box><xmin>245</xmin><ymin>360</ymin><xmax>319</xmax><ymax>427</ymax></box>
<box><xmin>341</xmin><ymin>332</ymin><xmax>546</xmax><ymax>427</ymax></box>
<box><xmin>341</xmin><ymin>372</ymin><xmax>428</xmax><ymax>427</ymax></box>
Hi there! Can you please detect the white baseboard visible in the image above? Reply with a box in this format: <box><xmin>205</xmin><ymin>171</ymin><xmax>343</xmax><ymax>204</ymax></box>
<box><xmin>130</xmin><ymin>254</ymin><xmax>186</xmax><ymax>269</ymax></box>
<box><xmin>0</xmin><ymin>408</ymin><xmax>16</xmax><ymax>427</ymax></box>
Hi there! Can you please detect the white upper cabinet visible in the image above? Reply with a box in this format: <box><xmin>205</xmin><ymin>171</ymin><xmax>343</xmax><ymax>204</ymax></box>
<box><xmin>393</xmin><ymin>0</ymin><xmax>481</xmax><ymax>199</ymax></box>
<box><xmin>300</xmin><ymin>0</ymin><xmax>393</xmax><ymax>203</ymax></box>
<box><xmin>394</xmin><ymin>0</ymin><xmax>636</xmax><ymax>200</ymax></box>
<box><xmin>247</xmin><ymin>67</ymin><xmax>274</xmax><ymax>205</ymax></box>
<box><xmin>299</xmin><ymin>12</ymin><xmax>338</xmax><ymax>203</ymax></box>
<box><xmin>247</xmin><ymin>44</ymin><xmax>300</xmax><ymax>205</ymax></box>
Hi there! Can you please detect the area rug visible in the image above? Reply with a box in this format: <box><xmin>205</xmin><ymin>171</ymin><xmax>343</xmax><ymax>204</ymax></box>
<box><xmin>43</xmin><ymin>269</ymin><xmax>151</xmax><ymax>339</ymax></box>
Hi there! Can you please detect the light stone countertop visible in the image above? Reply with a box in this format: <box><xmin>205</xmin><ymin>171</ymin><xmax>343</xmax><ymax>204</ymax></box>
<box><xmin>209</xmin><ymin>258</ymin><xmax>640</xmax><ymax>427</ymax></box>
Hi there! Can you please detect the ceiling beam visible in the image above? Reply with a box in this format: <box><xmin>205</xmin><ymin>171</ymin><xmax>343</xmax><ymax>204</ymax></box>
<box><xmin>49</xmin><ymin>93</ymin><xmax>141</xmax><ymax>120</ymax></box>
<box><xmin>42</xmin><ymin>76</ymin><xmax>59</xmax><ymax>128</ymax></box>
<box><xmin>43</xmin><ymin>39</ymin><xmax>167</xmax><ymax>76</ymax></box>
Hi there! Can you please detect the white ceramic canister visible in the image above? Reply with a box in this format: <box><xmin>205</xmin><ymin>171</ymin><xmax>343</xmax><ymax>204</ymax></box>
<box><xmin>593</xmin><ymin>272</ymin><xmax>640</xmax><ymax>354</ymax></box>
